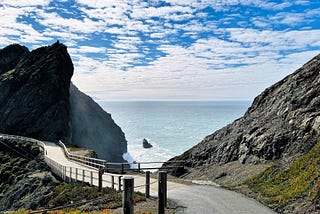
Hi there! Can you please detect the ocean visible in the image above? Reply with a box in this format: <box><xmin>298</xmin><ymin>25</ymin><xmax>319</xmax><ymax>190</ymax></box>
<box><xmin>98</xmin><ymin>101</ymin><xmax>251</xmax><ymax>165</ymax></box>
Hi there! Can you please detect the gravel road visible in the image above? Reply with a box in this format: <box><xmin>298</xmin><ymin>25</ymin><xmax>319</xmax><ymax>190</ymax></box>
<box><xmin>168</xmin><ymin>185</ymin><xmax>276</xmax><ymax>214</ymax></box>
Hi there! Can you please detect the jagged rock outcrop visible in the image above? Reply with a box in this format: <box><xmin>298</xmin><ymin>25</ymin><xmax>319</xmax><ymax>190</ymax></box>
<box><xmin>0</xmin><ymin>42</ymin><xmax>73</xmax><ymax>142</ymax></box>
<box><xmin>0</xmin><ymin>44</ymin><xmax>29</xmax><ymax>75</ymax></box>
<box><xmin>0</xmin><ymin>42</ymin><xmax>127</xmax><ymax>161</ymax></box>
<box><xmin>170</xmin><ymin>53</ymin><xmax>320</xmax><ymax>168</ymax></box>
<box><xmin>70</xmin><ymin>83</ymin><xmax>127</xmax><ymax>162</ymax></box>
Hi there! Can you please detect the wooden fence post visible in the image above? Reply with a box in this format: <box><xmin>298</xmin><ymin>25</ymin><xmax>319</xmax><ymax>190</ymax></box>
<box><xmin>158</xmin><ymin>171</ymin><xmax>167</xmax><ymax>214</ymax></box>
<box><xmin>98</xmin><ymin>168</ymin><xmax>104</xmax><ymax>192</ymax></box>
<box><xmin>111</xmin><ymin>175</ymin><xmax>115</xmax><ymax>190</ymax></box>
<box><xmin>70</xmin><ymin>167</ymin><xmax>72</xmax><ymax>183</ymax></box>
<box><xmin>146</xmin><ymin>171</ymin><xmax>150</xmax><ymax>198</ymax></box>
<box><xmin>118</xmin><ymin>176</ymin><xmax>122</xmax><ymax>191</ymax></box>
<box><xmin>90</xmin><ymin>171</ymin><xmax>93</xmax><ymax>186</ymax></box>
<box><xmin>63</xmin><ymin>166</ymin><xmax>66</xmax><ymax>182</ymax></box>
<box><xmin>122</xmin><ymin>177</ymin><xmax>134</xmax><ymax>214</ymax></box>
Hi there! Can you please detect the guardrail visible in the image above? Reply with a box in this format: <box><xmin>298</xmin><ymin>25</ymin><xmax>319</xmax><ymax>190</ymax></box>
<box><xmin>58</xmin><ymin>140</ymin><xmax>106</xmax><ymax>169</ymax></box>
<box><xmin>58</xmin><ymin>140</ymin><xmax>184</xmax><ymax>173</ymax></box>
<box><xmin>44</xmin><ymin>156</ymin><xmax>123</xmax><ymax>190</ymax></box>
<box><xmin>105</xmin><ymin>160</ymin><xmax>185</xmax><ymax>173</ymax></box>
<box><xmin>39</xmin><ymin>141</ymin><xmax>122</xmax><ymax>190</ymax></box>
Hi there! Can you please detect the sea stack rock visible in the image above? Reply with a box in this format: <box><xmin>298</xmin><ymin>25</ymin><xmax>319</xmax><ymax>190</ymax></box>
<box><xmin>0</xmin><ymin>42</ymin><xmax>127</xmax><ymax>162</ymax></box>
<box><xmin>143</xmin><ymin>138</ymin><xmax>153</xmax><ymax>148</ymax></box>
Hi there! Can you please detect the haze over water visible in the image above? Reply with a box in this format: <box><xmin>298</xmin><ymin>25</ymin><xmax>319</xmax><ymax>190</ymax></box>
<box><xmin>99</xmin><ymin>101</ymin><xmax>251</xmax><ymax>164</ymax></box>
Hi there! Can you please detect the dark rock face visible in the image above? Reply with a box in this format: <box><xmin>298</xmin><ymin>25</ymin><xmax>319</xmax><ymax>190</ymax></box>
<box><xmin>0</xmin><ymin>42</ymin><xmax>73</xmax><ymax>142</ymax></box>
<box><xmin>0</xmin><ymin>42</ymin><xmax>127</xmax><ymax>162</ymax></box>
<box><xmin>0</xmin><ymin>44</ymin><xmax>29</xmax><ymax>75</ymax></box>
<box><xmin>171</xmin><ymin>54</ymin><xmax>320</xmax><ymax>167</ymax></box>
<box><xmin>69</xmin><ymin>83</ymin><xmax>127</xmax><ymax>162</ymax></box>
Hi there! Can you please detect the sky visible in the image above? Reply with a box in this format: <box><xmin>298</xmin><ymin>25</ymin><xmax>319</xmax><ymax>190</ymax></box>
<box><xmin>1</xmin><ymin>0</ymin><xmax>320</xmax><ymax>101</ymax></box>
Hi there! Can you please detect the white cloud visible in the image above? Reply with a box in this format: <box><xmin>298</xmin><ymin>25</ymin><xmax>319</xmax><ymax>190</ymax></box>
<box><xmin>75</xmin><ymin>46</ymin><xmax>107</xmax><ymax>53</ymax></box>
<box><xmin>1</xmin><ymin>0</ymin><xmax>51</xmax><ymax>7</ymax></box>
<box><xmin>1</xmin><ymin>0</ymin><xmax>319</xmax><ymax>101</ymax></box>
<box><xmin>36</xmin><ymin>11</ymin><xmax>106</xmax><ymax>34</ymax></box>
<box><xmin>130</xmin><ymin>5</ymin><xmax>194</xmax><ymax>20</ymax></box>
<box><xmin>270</xmin><ymin>12</ymin><xmax>306</xmax><ymax>26</ymax></box>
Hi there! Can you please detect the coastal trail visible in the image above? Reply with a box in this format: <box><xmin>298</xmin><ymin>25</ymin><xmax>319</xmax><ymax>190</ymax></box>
<box><xmin>44</xmin><ymin>141</ymin><xmax>275</xmax><ymax>213</ymax></box>
<box><xmin>168</xmin><ymin>185</ymin><xmax>276</xmax><ymax>214</ymax></box>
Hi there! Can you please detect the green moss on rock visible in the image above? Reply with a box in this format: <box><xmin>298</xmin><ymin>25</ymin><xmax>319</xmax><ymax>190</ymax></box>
<box><xmin>246</xmin><ymin>141</ymin><xmax>320</xmax><ymax>210</ymax></box>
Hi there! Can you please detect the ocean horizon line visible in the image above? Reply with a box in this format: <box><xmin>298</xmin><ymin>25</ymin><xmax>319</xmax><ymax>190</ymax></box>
<box><xmin>95</xmin><ymin>99</ymin><xmax>253</xmax><ymax>102</ymax></box>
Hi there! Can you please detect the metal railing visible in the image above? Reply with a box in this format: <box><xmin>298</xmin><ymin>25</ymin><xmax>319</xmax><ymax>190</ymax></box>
<box><xmin>36</xmin><ymin>141</ymin><xmax>122</xmax><ymax>190</ymax></box>
<box><xmin>58</xmin><ymin>140</ymin><xmax>106</xmax><ymax>169</ymax></box>
<box><xmin>58</xmin><ymin>140</ymin><xmax>184</xmax><ymax>173</ymax></box>
<box><xmin>44</xmin><ymin>156</ymin><xmax>123</xmax><ymax>190</ymax></box>
<box><xmin>105</xmin><ymin>160</ymin><xmax>185</xmax><ymax>173</ymax></box>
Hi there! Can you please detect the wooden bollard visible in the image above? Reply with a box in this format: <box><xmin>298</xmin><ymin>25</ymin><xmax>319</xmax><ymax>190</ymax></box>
<box><xmin>146</xmin><ymin>171</ymin><xmax>150</xmax><ymax>198</ymax></box>
<box><xmin>122</xmin><ymin>177</ymin><xmax>134</xmax><ymax>214</ymax></box>
<box><xmin>158</xmin><ymin>171</ymin><xmax>167</xmax><ymax>214</ymax></box>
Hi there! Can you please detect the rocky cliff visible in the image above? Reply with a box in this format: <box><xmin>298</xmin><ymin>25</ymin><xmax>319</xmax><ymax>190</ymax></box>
<box><xmin>0</xmin><ymin>42</ymin><xmax>127</xmax><ymax>162</ymax></box>
<box><xmin>70</xmin><ymin>83</ymin><xmax>127</xmax><ymax>162</ymax></box>
<box><xmin>172</xmin><ymin>53</ymin><xmax>320</xmax><ymax>167</ymax></box>
<box><xmin>168</xmin><ymin>54</ymin><xmax>320</xmax><ymax>213</ymax></box>
<box><xmin>0</xmin><ymin>42</ymin><xmax>73</xmax><ymax>142</ymax></box>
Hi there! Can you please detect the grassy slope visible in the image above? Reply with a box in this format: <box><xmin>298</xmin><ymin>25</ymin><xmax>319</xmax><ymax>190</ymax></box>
<box><xmin>245</xmin><ymin>141</ymin><xmax>320</xmax><ymax>211</ymax></box>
